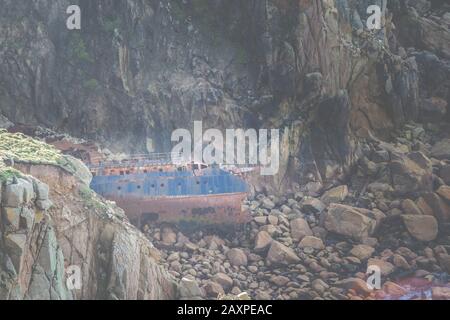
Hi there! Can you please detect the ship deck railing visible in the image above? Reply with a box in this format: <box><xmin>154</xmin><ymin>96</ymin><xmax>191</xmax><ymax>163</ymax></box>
<box><xmin>87</xmin><ymin>152</ymin><xmax>186</xmax><ymax>169</ymax></box>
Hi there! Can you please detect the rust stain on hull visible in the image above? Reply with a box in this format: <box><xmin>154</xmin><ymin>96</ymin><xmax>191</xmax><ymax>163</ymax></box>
<box><xmin>109</xmin><ymin>192</ymin><xmax>250</xmax><ymax>226</ymax></box>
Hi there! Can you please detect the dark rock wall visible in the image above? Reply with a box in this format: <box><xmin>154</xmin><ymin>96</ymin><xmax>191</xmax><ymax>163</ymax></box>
<box><xmin>0</xmin><ymin>0</ymin><xmax>449</xmax><ymax>192</ymax></box>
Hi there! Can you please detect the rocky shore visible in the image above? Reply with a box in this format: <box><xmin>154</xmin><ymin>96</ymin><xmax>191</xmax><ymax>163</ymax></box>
<box><xmin>144</xmin><ymin>121</ymin><xmax>450</xmax><ymax>300</ymax></box>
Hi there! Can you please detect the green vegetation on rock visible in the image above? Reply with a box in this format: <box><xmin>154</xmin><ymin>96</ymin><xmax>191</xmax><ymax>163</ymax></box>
<box><xmin>0</xmin><ymin>129</ymin><xmax>63</xmax><ymax>165</ymax></box>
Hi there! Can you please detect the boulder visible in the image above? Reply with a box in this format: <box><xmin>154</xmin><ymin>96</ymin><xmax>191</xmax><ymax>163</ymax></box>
<box><xmin>402</xmin><ymin>215</ymin><xmax>438</xmax><ymax>241</ymax></box>
<box><xmin>269</xmin><ymin>275</ymin><xmax>290</xmax><ymax>286</ymax></box>
<box><xmin>389</xmin><ymin>152</ymin><xmax>433</xmax><ymax>195</ymax></box>
<box><xmin>290</xmin><ymin>218</ymin><xmax>313</xmax><ymax>241</ymax></box>
<box><xmin>324</xmin><ymin>204</ymin><xmax>378</xmax><ymax>241</ymax></box>
<box><xmin>179</xmin><ymin>277</ymin><xmax>204</xmax><ymax>299</ymax></box>
<box><xmin>298</xmin><ymin>236</ymin><xmax>325</xmax><ymax>250</ymax></box>
<box><xmin>266</xmin><ymin>241</ymin><xmax>300</xmax><ymax>266</ymax></box>
<box><xmin>212</xmin><ymin>273</ymin><xmax>233</xmax><ymax>290</ymax></box>
<box><xmin>301</xmin><ymin>198</ymin><xmax>326</xmax><ymax>214</ymax></box>
<box><xmin>440</xmin><ymin>165</ymin><xmax>450</xmax><ymax>185</ymax></box>
<box><xmin>321</xmin><ymin>185</ymin><xmax>348</xmax><ymax>205</ymax></box>
<box><xmin>350</xmin><ymin>245</ymin><xmax>375</xmax><ymax>261</ymax></box>
<box><xmin>436</xmin><ymin>185</ymin><xmax>450</xmax><ymax>203</ymax></box>
<box><xmin>367</xmin><ymin>258</ymin><xmax>395</xmax><ymax>276</ymax></box>
<box><xmin>261</xmin><ymin>198</ymin><xmax>275</xmax><ymax>210</ymax></box>
<box><xmin>419</xmin><ymin>192</ymin><xmax>450</xmax><ymax>222</ymax></box>
<box><xmin>254</xmin><ymin>231</ymin><xmax>272</xmax><ymax>252</ymax></box>
<box><xmin>161</xmin><ymin>227</ymin><xmax>177</xmax><ymax>246</ymax></box>
<box><xmin>401</xmin><ymin>199</ymin><xmax>423</xmax><ymax>215</ymax></box>
<box><xmin>226</xmin><ymin>248</ymin><xmax>248</xmax><ymax>267</ymax></box>
<box><xmin>204</xmin><ymin>282</ymin><xmax>224</xmax><ymax>297</ymax></box>
<box><xmin>431</xmin><ymin>139</ymin><xmax>450</xmax><ymax>160</ymax></box>
<box><xmin>336</xmin><ymin>278</ymin><xmax>372</xmax><ymax>295</ymax></box>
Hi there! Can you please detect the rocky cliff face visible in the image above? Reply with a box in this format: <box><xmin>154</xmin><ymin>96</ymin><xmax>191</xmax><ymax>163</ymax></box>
<box><xmin>0</xmin><ymin>131</ymin><xmax>177</xmax><ymax>299</ymax></box>
<box><xmin>0</xmin><ymin>0</ymin><xmax>449</xmax><ymax>194</ymax></box>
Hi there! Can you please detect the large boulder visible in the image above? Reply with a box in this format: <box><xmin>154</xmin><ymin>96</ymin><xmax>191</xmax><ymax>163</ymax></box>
<box><xmin>254</xmin><ymin>231</ymin><xmax>273</xmax><ymax>252</ymax></box>
<box><xmin>402</xmin><ymin>215</ymin><xmax>438</xmax><ymax>241</ymax></box>
<box><xmin>389</xmin><ymin>152</ymin><xmax>433</xmax><ymax>196</ymax></box>
<box><xmin>431</xmin><ymin>139</ymin><xmax>450</xmax><ymax>160</ymax></box>
<box><xmin>350</xmin><ymin>245</ymin><xmax>375</xmax><ymax>261</ymax></box>
<box><xmin>324</xmin><ymin>204</ymin><xmax>379</xmax><ymax>241</ymax></box>
<box><xmin>226</xmin><ymin>248</ymin><xmax>248</xmax><ymax>267</ymax></box>
<box><xmin>437</xmin><ymin>185</ymin><xmax>450</xmax><ymax>203</ymax></box>
<box><xmin>266</xmin><ymin>241</ymin><xmax>300</xmax><ymax>266</ymax></box>
<box><xmin>290</xmin><ymin>218</ymin><xmax>313</xmax><ymax>241</ymax></box>
<box><xmin>179</xmin><ymin>277</ymin><xmax>204</xmax><ymax>299</ymax></box>
<box><xmin>298</xmin><ymin>236</ymin><xmax>324</xmax><ymax>250</ymax></box>
<box><xmin>212</xmin><ymin>273</ymin><xmax>233</xmax><ymax>291</ymax></box>
<box><xmin>418</xmin><ymin>193</ymin><xmax>450</xmax><ymax>222</ymax></box>
<box><xmin>321</xmin><ymin>185</ymin><xmax>348</xmax><ymax>205</ymax></box>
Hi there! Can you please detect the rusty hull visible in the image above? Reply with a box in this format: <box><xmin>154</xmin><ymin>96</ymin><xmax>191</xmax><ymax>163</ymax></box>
<box><xmin>109</xmin><ymin>192</ymin><xmax>250</xmax><ymax>226</ymax></box>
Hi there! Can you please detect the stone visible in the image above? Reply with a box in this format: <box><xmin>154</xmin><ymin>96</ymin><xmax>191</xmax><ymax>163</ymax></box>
<box><xmin>290</xmin><ymin>218</ymin><xmax>313</xmax><ymax>241</ymax></box>
<box><xmin>392</xmin><ymin>254</ymin><xmax>411</xmax><ymax>269</ymax></box>
<box><xmin>389</xmin><ymin>152</ymin><xmax>433</xmax><ymax>195</ymax></box>
<box><xmin>321</xmin><ymin>185</ymin><xmax>348</xmax><ymax>205</ymax></box>
<box><xmin>213</xmin><ymin>273</ymin><xmax>233</xmax><ymax>290</ymax></box>
<box><xmin>431</xmin><ymin>287</ymin><xmax>450</xmax><ymax>300</ymax></box>
<box><xmin>419</xmin><ymin>192</ymin><xmax>450</xmax><ymax>222</ymax></box>
<box><xmin>440</xmin><ymin>165</ymin><xmax>450</xmax><ymax>185</ymax></box>
<box><xmin>261</xmin><ymin>198</ymin><xmax>275</xmax><ymax>210</ymax></box>
<box><xmin>402</xmin><ymin>215</ymin><xmax>438</xmax><ymax>241</ymax></box>
<box><xmin>431</xmin><ymin>139</ymin><xmax>450</xmax><ymax>160</ymax></box>
<box><xmin>324</xmin><ymin>204</ymin><xmax>378</xmax><ymax>241</ymax></box>
<box><xmin>269</xmin><ymin>275</ymin><xmax>290</xmax><ymax>286</ymax></box>
<box><xmin>204</xmin><ymin>282</ymin><xmax>225</xmax><ymax>297</ymax></box>
<box><xmin>437</xmin><ymin>185</ymin><xmax>450</xmax><ymax>202</ymax></box>
<box><xmin>254</xmin><ymin>216</ymin><xmax>267</xmax><ymax>225</ymax></box>
<box><xmin>226</xmin><ymin>248</ymin><xmax>247</xmax><ymax>267</ymax></box>
<box><xmin>266</xmin><ymin>241</ymin><xmax>300</xmax><ymax>266</ymax></box>
<box><xmin>179</xmin><ymin>277</ymin><xmax>204</xmax><ymax>299</ymax></box>
<box><xmin>161</xmin><ymin>227</ymin><xmax>177</xmax><ymax>246</ymax></box>
<box><xmin>336</xmin><ymin>278</ymin><xmax>372</xmax><ymax>295</ymax></box>
<box><xmin>382</xmin><ymin>281</ymin><xmax>408</xmax><ymax>297</ymax></box>
<box><xmin>301</xmin><ymin>198</ymin><xmax>326</xmax><ymax>214</ymax></box>
<box><xmin>298</xmin><ymin>236</ymin><xmax>324</xmax><ymax>250</ymax></box>
<box><xmin>350</xmin><ymin>245</ymin><xmax>375</xmax><ymax>261</ymax></box>
<box><xmin>312</xmin><ymin>279</ymin><xmax>329</xmax><ymax>294</ymax></box>
<box><xmin>437</xmin><ymin>254</ymin><xmax>450</xmax><ymax>273</ymax></box>
<box><xmin>367</xmin><ymin>259</ymin><xmax>395</xmax><ymax>276</ymax></box>
<box><xmin>254</xmin><ymin>231</ymin><xmax>272</xmax><ymax>252</ymax></box>
<box><xmin>401</xmin><ymin>199</ymin><xmax>423</xmax><ymax>215</ymax></box>
<box><xmin>267</xmin><ymin>215</ymin><xmax>278</xmax><ymax>226</ymax></box>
